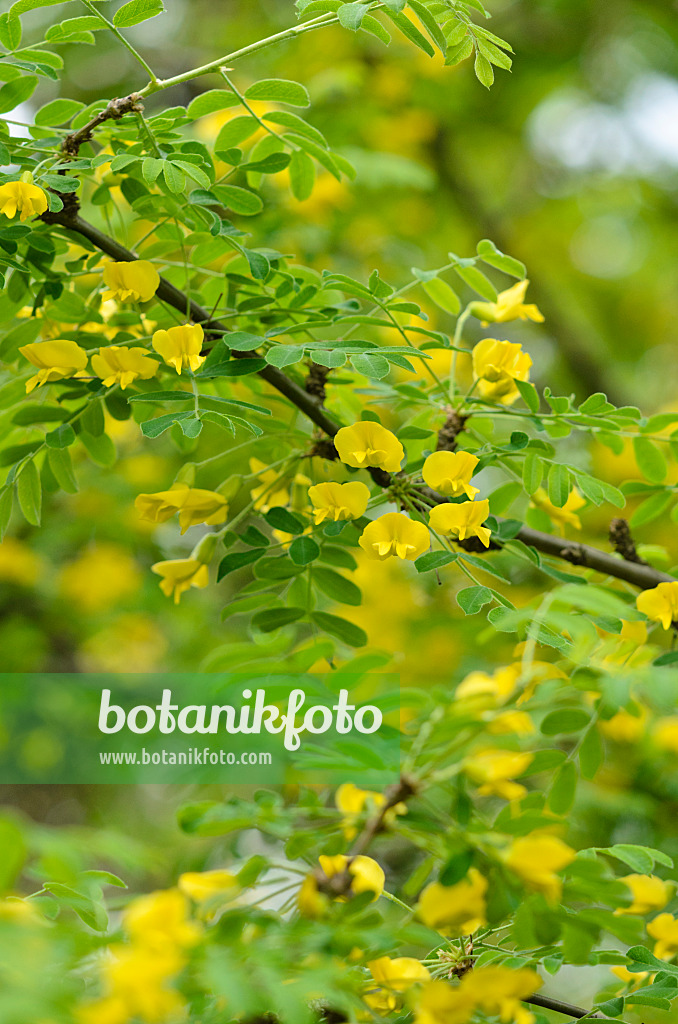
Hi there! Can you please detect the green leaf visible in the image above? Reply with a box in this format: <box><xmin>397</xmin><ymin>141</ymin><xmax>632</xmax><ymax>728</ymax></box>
<box><xmin>17</xmin><ymin>459</ymin><xmax>41</xmax><ymax>526</ymax></box>
<box><xmin>313</xmin><ymin>567</ymin><xmax>361</xmax><ymax>606</ymax></box>
<box><xmin>311</xmin><ymin>348</ymin><xmax>346</xmax><ymax>368</ymax></box>
<box><xmin>141</xmin><ymin>411</ymin><xmax>193</xmax><ymax>438</ymax></box>
<box><xmin>35</xmin><ymin>98</ymin><xmax>85</xmax><ymax>126</ymax></box>
<box><xmin>47</xmin><ymin>447</ymin><xmax>78</xmax><ymax>493</ymax></box>
<box><xmin>266</xmin><ymin>345</ymin><xmax>305</xmax><ymax>368</ymax></box>
<box><xmin>579</xmin><ymin>725</ymin><xmax>603</xmax><ymax>779</ymax></box>
<box><xmin>382</xmin><ymin>8</ymin><xmax>434</xmax><ymax>56</ymax></box>
<box><xmin>215</xmin><ymin>115</ymin><xmax>259</xmax><ymax>153</ymax></box>
<box><xmin>600</xmin><ymin>843</ymin><xmax>673</xmax><ymax>873</ymax></box>
<box><xmin>452</xmin><ymin>262</ymin><xmax>498</xmax><ymax>301</ymax></box>
<box><xmin>422</xmin><ymin>276</ymin><xmax>461</xmax><ymax>315</ymax></box>
<box><xmin>252</xmin><ymin>607</ymin><xmax>305</xmax><ymax>632</ymax></box>
<box><xmin>457</xmin><ymin>585</ymin><xmax>493</xmax><ymax>615</ymax></box>
<box><xmin>289</xmin><ymin>536</ymin><xmax>320</xmax><ymax>565</ymax></box>
<box><xmin>474</xmin><ymin>52</ymin><xmax>495</xmax><ymax>88</ymax></box>
<box><xmin>186</xmin><ymin>89</ymin><xmax>240</xmax><ymax>119</ymax></box>
<box><xmin>541</xmin><ymin>708</ymin><xmax>591</xmax><ymax>735</ymax></box>
<box><xmin>43</xmin><ymin>882</ymin><xmax>107</xmax><ymax>931</ymax></box>
<box><xmin>80</xmin><ymin>869</ymin><xmax>127</xmax><ymax>889</ymax></box>
<box><xmin>337</xmin><ymin>2</ymin><xmax>368</xmax><ymax>29</ymax></box>
<box><xmin>288</xmin><ymin>149</ymin><xmax>315</xmax><ymax>200</ymax></box>
<box><xmin>415</xmin><ymin>551</ymin><xmax>458</xmax><ymax>573</ymax></box>
<box><xmin>142</xmin><ymin>156</ymin><xmax>164</xmax><ymax>184</ymax></box>
<box><xmin>630</xmin><ymin>491</ymin><xmax>673</xmax><ymax>529</ymax></box>
<box><xmin>0</xmin><ymin>12</ymin><xmax>22</xmax><ymax>50</ymax></box>
<box><xmin>548</xmin><ymin>760</ymin><xmax>577</xmax><ymax>814</ymax></box>
<box><xmin>515</xmin><ymin>379</ymin><xmax>540</xmax><ymax>413</ymax></box>
<box><xmin>0</xmin><ymin>76</ymin><xmax>38</xmax><ymax>114</ymax></box>
<box><xmin>547</xmin><ymin>463</ymin><xmax>571</xmax><ymax>508</ymax></box>
<box><xmin>217</xmin><ymin>548</ymin><xmax>263</xmax><ymax>581</ymax></box>
<box><xmin>633</xmin><ymin>436</ymin><xmax>667</xmax><ymax>484</ymax></box>
<box><xmin>217</xmin><ymin>184</ymin><xmax>263</xmax><ymax>216</ymax></box>
<box><xmin>522</xmin><ymin>453</ymin><xmax>543</xmax><ymax>495</ymax></box>
<box><xmin>245</xmin><ymin>78</ymin><xmax>310</xmax><ymax>107</ymax></box>
<box><xmin>45</xmin><ymin>423</ymin><xmax>76</xmax><ymax>449</ymax></box>
<box><xmin>350</xmin><ymin>352</ymin><xmax>390</xmax><ymax>379</ymax></box>
<box><xmin>264</xmin><ymin>507</ymin><xmax>305</xmax><ymax>534</ymax></box>
<box><xmin>112</xmin><ymin>0</ymin><xmax>165</xmax><ymax>28</ymax></box>
<box><xmin>162</xmin><ymin>161</ymin><xmax>185</xmax><ymax>193</ymax></box>
<box><xmin>243</xmin><ymin>248</ymin><xmax>270</xmax><ymax>280</ymax></box>
<box><xmin>311</xmin><ymin>611</ymin><xmax>367</xmax><ymax>647</ymax></box>
<box><xmin>0</xmin><ymin>487</ymin><xmax>13</xmax><ymax>541</ymax></box>
<box><xmin>79</xmin><ymin>430</ymin><xmax>116</xmax><ymax>468</ymax></box>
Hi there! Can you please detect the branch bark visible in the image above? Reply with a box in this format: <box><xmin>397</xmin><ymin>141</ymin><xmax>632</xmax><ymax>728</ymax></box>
<box><xmin>525</xmin><ymin>991</ymin><xmax>610</xmax><ymax>1020</ymax></box>
<box><xmin>43</xmin><ymin>210</ymin><xmax>676</xmax><ymax>592</ymax></box>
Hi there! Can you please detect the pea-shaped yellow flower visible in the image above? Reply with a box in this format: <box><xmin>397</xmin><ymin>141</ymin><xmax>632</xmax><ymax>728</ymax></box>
<box><xmin>19</xmin><ymin>339</ymin><xmax>89</xmax><ymax>393</ymax></box>
<box><xmin>123</xmin><ymin>888</ymin><xmax>200</xmax><ymax>950</ymax></box>
<box><xmin>417</xmin><ymin>868</ymin><xmax>488</xmax><ymax>934</ymax></box>
<box><xmin>615</xmin><ymin>874</ymin><xmax>670</xmax><ymax>916</ymax></box>
<box><xmin>472</xmin><ymin>338</ymin><xmax>532</xmax><ymax>404</ymax></box>
<box><xmin>308</xmin><ymin>481</ymin><xmax>370</xmax><ymax>524</ymax></box>
<box><xmin>91</xmin><ymin>346</ymin><xmax>158</xmax><ymax>389</ymax></box>
<box><xmin>135</xmin><ymin>483</ymin><xmax>228</xmax><ymax>533</ymax></box>
<box><xmin>335</xmin><ymin>781</ymin><xmax>406</xmax><ymax>839</ymax></box>
<box><xmin>0</xmin><ymin>180</ymin><xmax>48</xmax><ymax>221</ymax></box>
<box><xmin>429</xmin><ymin>498</ymin><xmax>491</xmax><ymax>548</ymax></box>
<box><xmin>318</xmin><ymin>854</ymin><xmax>385</xmax><ymax>900</ymax></box>
<box><xmin>463</xmin><ymin>748</ymin><xmax>533</xmax><ymax>801</ymax></box>
<box><xmin>335</xmin><ymin>421</ymin><xmax>404</xmax><ymax>472</ymax></box>
<box><xmin>413</xmin><ymin>980</ymin><xmax>476</xmax><ymax>1024</ymax></box>
<box><xmin>102</xmin><ymin>259</ymin><xmax>160</xmax><ymax>303</ymax></box>
<box><xmin>151</xmin><ymin>558</ymin><xmax>209</xmax><ymax>604</ymax></box>
<box><xmin>249</xmin><ymin>458</ymin><xmax>290</xmax><ymax>512</ymax></box>
<box><xmin>422</xmin><ymin>450</ymin><xmax>480</xmax><ymax>499</ymax></box>
<box><xmin>178</xmin><ymin>870</ymin><xmax>238</xmax><ymax>904</ymax></box>
<box><xmin>647</xmin><ymin>913</ymin><xmax>678</xmax><ymax>960</ymax></box>
<box><xmin>366</xmin><ymin>956</ymin><xmax>430</xmax><ymax>1013</ymax></box>
<box><xmin>359</xmin><ymin>512</ymin><xmax>430</xmax><ymax>561</ymax></box>
<box><xmin>463</xmin><ymin>966</ymin><xmax>542</xmax><ymax>1023</ymax></box>
<box><xmin>636</xmin><ymin>581</ymin><xmax>678</xmax><ymax>631</ymax></box>
<box><xmin>471</xmin><ymin>279</ymin><xmax>544</xmax><ymax>325</ymax></box>
<box><xmin>504</xmin><ymin>834</ymin><xmax>575</xmax><ymax>901</ymax></box>
<box><xmin>152</xmin><ymin>323</ymin><xmax>206</xmax><ymax>374</ymax></box>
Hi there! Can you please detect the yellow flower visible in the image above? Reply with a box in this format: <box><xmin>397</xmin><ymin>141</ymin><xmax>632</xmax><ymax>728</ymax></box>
<box><xmin>335</xmin><ymin>782</ymin><xmax>406</xmax><ymax>839</ymax></box>
<box><xmin>249</xmin><ymin>458</ymin><xmax>290</xmax><ymax>511</ymax></box>
<box><xmin>422</xmin><ymin>451</ymin><xmax>480</xmax><ymax>499</ymax></box>
<box><xmin>417</xmin><ymin>869</ymin><xmax>488</xmax><ymax>934</ymax></box>
<box><xmin>0</xmin><ymin>180</ymin><xmax>48</xmax><ymax>221</ymax></box>
<box><xmin>504</xmin><ymin>834</ymin><xmax>576</xmax><ymax>901</ymax></box>
<box><xmin>123</xmin><ymin>888</ymin><xmax>200</xmax><ymax>950</ymax></box>
<box><xmin>99</xmin><ymin>944</ymin><xmax>187</xmax><ymax>1023</ymax></box>
<box><xmin>19</xmin><ymin>339</ymin><xmax>89</xmax><ymax>393</ymax></box>
<box><xmin>636</xmin><ymin>581</ymin><xmax>678</xmax><ymax>631</ymax></box>
<box><xmin>471</xmin><ymin>279</ymin><xmax>544</xmax><ymax>325</ymax></box>
<box><xmin>178</xmin><ymin>870</ymin><xmax>238</xmax><ymax>904</ymax></box>
<box><xmin>359</xmin><ymin>512</ymin><xmax>430</xmax><ymax>561</ymax></box>
<box><xmin>102</xmin><ymin>259</ymin><xmax>160</xmax><ymax>303</ymax></box>
<box><xmin>429</xmin><ymin>499</ymin><xmax>491</xmax><ymax>548</ymax></box>
<box><xmin>414</xmin><ymin>980</ymin><xmax>476</xmax><ymax>1024</ymax></box>
<box><xmin>152</xmin><ymin>323</ymin><xmax>206</xmax><ymax>374</ymax></box>
<box><xmin>610</xmin><ymin>965</ymin><xmax>649</xmax><ymax>989</ymax></box>
<box><xmin>472</xmin><ymin>338</ymin><xmax>532</xmax><ymax>404</ymax></box>
<box><xmin>91</xmin><ymin>346</ymin><xmax>158</xmax><ymax>390</ymax></box>
<box><xmin>599</xmin><ymin>707</ymin><xmax>647</xmax><ymax>743</ymax></box>
<box><xmin>135</xmin><ymin>483</ymin><xmax>228</xmax><ymax>534</ymax></box>
<box><xmin>366</xmin><ymin>956</ymin><xmax>430</xmax><ymax>1013</ymax></box>
<box><xmin>151</xmin><ymin>558</ymin><xmax>210</xmax><ymax>604</ymax></box>
<box><xmin>0</xmin><ymin>538</ymin><xmax>43</xmax><ymax>586</ymax></box>
<box><xmin>59</xmin><ymin>543</ymin><xmax>140</xmax><ymax>612</ymax></box>
<box><xmin>531</xmin><ymin>488</ymin><xmax>586</xmax><ymax>534</ymax></box>
<box><xmin>456</xmin><ymin>664</ymin><xmax>521</xmax><ymax>703</ymax></box>
<box><xmin>647</xmin><ymin>913</ymin><xmax>678</xmax><ymax>960</ymax></box>
<box><xmin>463</xmin><ymin>966</ymin><xmax>542</xmax><ymax>1024</ymax></box>
<box><xmin>616</xmin><ymin>875</ymin><xmax>670</xmax><ymax>916</ymax></box>
<box><xmin>317</xmin><ymin>854</ymin><xmax>385</xmax><ymax>900</ymax></box>
<box><xmin>334</xmin><ymin>420</ymin><xmax>404</xmax><ymax>472</ymax></box>
<box><xmin>488</xmin><ymin>710</ymin><xmax>535</xmax><ymax>735</ymax></box>
<box><xmin>297</xmin><ymin>874</ymin><xmax>327</xmax><ymax>918</ymax></box>
<box><xmin>308</xmin><ymin>481</ymin><xmax>370</xmax><ymax>524</ymax></box>
<box><xmin>653</xmin><ymin>717</ymin><xmax>678</xmax><ymax>754</ymax></box>
<box><xmin>463</xmin><ymin>748</ymin><xmax>533</xmax><ymax>801</ymax></box>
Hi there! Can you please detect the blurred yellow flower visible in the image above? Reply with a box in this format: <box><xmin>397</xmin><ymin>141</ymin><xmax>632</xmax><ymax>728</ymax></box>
<box><xmin>531</xmin><ymin>488</ymin><xmax>586</xmax><ymax>534</ymax></box>
<box><xmin>636</xmin><ymin>581</ymin><xmax>678</xmax><ymax>631</ymax></box>
<box><xmin>598</xmin><ymin>706</ymin><xmax>647</xmax><ymax>743</ymax></box>
<box><xmin>488</xmin><ymin>710</ymin><xmax>535</xmax><ymax>735</ymax></box>
<box><xmin>422</xmin><ymin>451</ymin><xmax>480</xmax><ymax>499</ymax></box>
<box><xmin>79</xmin><ymin>614</ymin><xmax>168</xmax><ymax>673</ymax></box>
<box><xmin>335</xmin><ymin>782</ymin><xmax>406</xmax><ymax>839</ymax></box>
<box><xmin>365</xmin><ymin>956</ymin><xmax>430</xmax><ymax>1013</ymax></box>
<box><xmin>417</xmin><ymin>869</ymin><xmax>488</xmax><ymax>934</ymax></box>
<box><xmin>616</xmin><ymin>875</ymin><xmax>670</xmax><ymax>916</ymax></box>
<box><xmin>91</xmin><ymin>346</ymin><xmax>158</xmax><ymax>390</ymax></box>
<box><xmin>359</xmin><ymin>512</ymin><xmax>430</xmax><ymax>561</ymax></box>
<box><xmin>135</xmin><ymin>483</ymin><xmax>228</xmax><ymax>534</ymax></box>
<box><xmin>610</xmin><ymin>965</ymin><xmax>649</xmax><ymax>989</ymax></box>
<box><xmin>472</xmin><ymin>338</ymin><xmax>532</xmax><ymax>404</ymax></box>
<box><xmin>151</xmin><ymin>557</ymin><xmax>209</xmax><ymax>604</ymax></box>
<box><xmin>471</xmin><ymin>279</ymin><xmax>544</xmax><ymax>325</ymax></box>
<box><xmin>124</xmin><ymin>888</ymin><xmax>200</xmax><ymax>950</ymax></box>
<box><xmin>249</xmin><ymin>458</ymin><xmax>290</xmax><ymax>511</ymax></box>
<box><xmin>504</xmin><ymin>834</ymin><xmax>576</xmax><ymax>901</ymax></box>
<box><xmin>0</xmin><ymin>538</ymin><xmax>43</xmax><ymax>586</ymax></box>
<box><xmin>464</xmin><ymin>966</ymin><xmax>542</xmax><ymax>1024</ymax></box>
<box><xmin>335</xmin><ymin>420</ymin><xmax>404</xmax><ymax>472</ymax></box>
<box><xmin>102</xmin><ymin>259</ymin><xmax>160</xmax><ymax>303</ymax></box>
<box><xmin>0</xmin><ymin>180</ymin><xmax>48</xmax><ymax>221</ymax></box>
<box><xmin>297</xmin><ymin>874</ymin><xmax>327</xmax><ymax>918</ymax></box>
<box><xmin>317</xmin><ymin>854</ymin><xmax>385</xmax><ymax>900</ymax></box>
<box><xmin>19</xmin><ymin>339</ymin><xmax>89</xmax><ymax>393</ymax></box>
<box><xmin>456</xmin><ymin>664</ymin><xmax>521</xmax><ymax>703</ymax></box>
<box><xmin>178</xmin><ymin>870</ymin><xmax>238</xmax><ymax>904</ymax></box>
<box><xmin>653</xmin><ymin>717</ymin><xmax>678</xmax><ymax>754</ymax></box>
<box><xmin>429</xmin><ymin>498</ymin><xmax>491</xmax><ymax>548</ymax></box>
<box><xmin>60</xmin><ymin>543</ymin><xmax>141</xmax><ymax>612</ymax></box>
<box><xmin>647</xmin><ymin>913</ymin><xmax>678</xmax><ymax>960</ymax></box>
<box><xmin>152</xmin><ymin>323</ymin><xmax>206</xmax><ymax>374</ymax></box>
<box><xmin>463</xmin><ymin>748</ymin><xmax>533</xmax><ymax>801</ymax></box>
<box><xmin>413</xmin><ymin>980</ymin><xmax>476</xmax><ymax>1024</ymax></box>
<box><xmin>308</xmin><ymin>481</ymin><xmax>370</xmax><ymax>524</ymax></box>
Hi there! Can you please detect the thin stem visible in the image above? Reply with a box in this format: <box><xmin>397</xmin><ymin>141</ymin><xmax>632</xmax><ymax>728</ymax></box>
<box><xmin>79</xmin><ymin>0</ymin><xmax>158</xmax><ymax>83</ymax></box>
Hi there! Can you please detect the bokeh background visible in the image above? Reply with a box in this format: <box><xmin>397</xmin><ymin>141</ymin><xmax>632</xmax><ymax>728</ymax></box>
<box><xmin>1</xmin><ymin>9</ymin><xmax>678</xmax><ymax>1011</ymax></box>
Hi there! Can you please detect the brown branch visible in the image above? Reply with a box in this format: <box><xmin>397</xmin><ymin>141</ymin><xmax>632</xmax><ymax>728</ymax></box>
<box><xmin>525</xmin><ymin>992</ymin><xmax>610</xmax><ymax>1020</ymax></box>
<box><xmin>609</xmin><ymin>517</ymin><xmax>648</xmax><ymax>566</ymax></box>
<box><xmin>61</xmin><ymin>94</ymin><xmax>143</xmax><ymax>159</ymax></box>
<box><xmin>42</xmin><ymin>211</ymin><xmax>676</xmax><ymax>592</ymax></box>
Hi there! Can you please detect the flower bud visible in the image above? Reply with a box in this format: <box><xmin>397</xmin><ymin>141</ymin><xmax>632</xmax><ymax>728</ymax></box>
<box><xmin>191</xmin><ymin>532</ymin><xmax>218</xmax><ymax>564</ymax></box>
